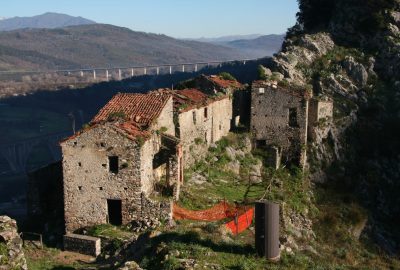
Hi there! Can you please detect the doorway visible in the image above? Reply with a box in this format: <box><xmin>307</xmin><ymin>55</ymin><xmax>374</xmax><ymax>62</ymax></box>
<box><xmin>107</xmin><ymin>199</ymin><xmax>122</xmax><ymax>226</ymax></box>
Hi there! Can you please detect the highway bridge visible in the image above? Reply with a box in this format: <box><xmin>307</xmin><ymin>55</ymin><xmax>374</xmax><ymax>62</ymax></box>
<box><xmin>0</xmin><ymin>58</ymin><xmax>257</xmax><ymax>83</ymax></box>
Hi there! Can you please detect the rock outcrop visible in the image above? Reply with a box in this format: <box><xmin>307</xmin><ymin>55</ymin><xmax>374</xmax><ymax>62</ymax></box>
<box><xmin>261</xmin><ymin>0</ymin><xmax>400</xmax><ymax>254</ymax></box>
<box><xmin>0</xmin><ymin>216</ymin><xmax>28</xmax><ymax>270</ymax></box>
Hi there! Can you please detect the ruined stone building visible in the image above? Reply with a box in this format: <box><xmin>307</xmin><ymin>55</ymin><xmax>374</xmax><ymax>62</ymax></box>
<box><xmin>169</xmin><ymin>88</ymin><xmax>233</xmax><ymax>166</ymax></box>
<box><xmin>251</xmin><ymin>81</ymin><xmax>311</xmax><ymax>169</ymax></box>
<box><xmin>61</xmin><ymin>91</ymin><xmax>181</xmax><ymax>232</ymax></box>
<box><xmin>185</xmin><ymin>74</ymin><xmax>248</xmax><ymax>128</ymax></box>
<box><xmin>250</xmin><ymin>80</ymin><xmax>333</xmax><ymax>169</ymax></box>
<box><xmin>60</xmin><ymin>83</ymin><xmax>235</xmax><ymax>232</ymax></box>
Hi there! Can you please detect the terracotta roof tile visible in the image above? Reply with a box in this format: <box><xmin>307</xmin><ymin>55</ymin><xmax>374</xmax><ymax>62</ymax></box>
<box><xmin>169</xmin><ymin>88</ymin><xmax>227</xmax><ymax>112</ymax></box>
<box><xmin>209</xmin><ymin>75</ymin><xmax>242</xmax><ymax>89</ymax></box>
<box><xmin>91</xmin><ymin>91</ymin><xmax>171</xmax><ymax>127</ymax></box>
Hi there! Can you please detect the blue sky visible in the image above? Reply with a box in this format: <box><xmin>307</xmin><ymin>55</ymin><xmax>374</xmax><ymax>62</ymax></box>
<box><xmin>1</xmin><ymin>0</ymin><xmax>299</xmax><ymax>38</ymax></box>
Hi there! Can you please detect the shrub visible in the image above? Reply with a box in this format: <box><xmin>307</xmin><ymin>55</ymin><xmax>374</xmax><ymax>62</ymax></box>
<box><xmin>218</xmin><ymin>72</ymin><xmax>236</xmax><ymax>81</ymax></box>
<box><xmin>107</xmin><ymin>111</ymin><xmax>126</xmax><ymax>121</ymax></box>
<box><xmin>257</xmin><ymin>65</ymin><xmax>268</xmax><ymax>80</ymax></box>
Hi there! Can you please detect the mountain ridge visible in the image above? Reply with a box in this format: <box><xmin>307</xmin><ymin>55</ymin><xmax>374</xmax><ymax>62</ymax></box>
<box><xmin>0</xmin><ymin>12</ymin><xmax>96</xmax><ymax>31</ymax></box>
<box><xmin>0</xmin><ymin>24</ymin><xmax>249</xmax><ymax>71</ymax></box>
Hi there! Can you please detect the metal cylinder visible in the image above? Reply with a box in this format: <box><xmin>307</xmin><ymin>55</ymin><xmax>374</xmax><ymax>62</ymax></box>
<box><xmin>255</xmin><ymin>201</ymin><xmax>280</xmax><ymax>261</ymax></box>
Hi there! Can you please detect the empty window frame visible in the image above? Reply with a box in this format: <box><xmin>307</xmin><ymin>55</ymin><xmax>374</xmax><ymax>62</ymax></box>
<box><xmin>204</xmin><ymin>107</ymin><xmax>208</xmax><ymax>118</ymax></box>
<box><xmin>288</xmin><ymin>108</ymin><xmax>298</xmax><ymax>127</ymax></box>
<box><xmin>109</xmin><ymin>156</ymin><xmax>119</xmax><ymax>173</ymax></box>
<box><xmin>192</xmin><ymin>111</ymin><xmax>197</xmax><ymax>124</ymax></box>
<box><xmin>258</xmin><ymin>87</ymin><xmax>265</xmax><ymax>94</ymax></box>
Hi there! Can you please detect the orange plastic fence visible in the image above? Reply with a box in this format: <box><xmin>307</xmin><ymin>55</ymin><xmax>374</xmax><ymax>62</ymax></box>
<box><xmin>225</xmin><ymin>208</ymin><xmax>254</xmax><ymax>235</ymax></box>
<box><xmin>173</xmin><ymin>202</ymin><xmax>236</xmax><ymax>221</ymax></box>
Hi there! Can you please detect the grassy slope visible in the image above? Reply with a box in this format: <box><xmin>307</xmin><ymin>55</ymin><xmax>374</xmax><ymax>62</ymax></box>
<box><xmin>22</xmin><ymin>132</ymin><xmax>400</xmax><ymax>269</ymax></box>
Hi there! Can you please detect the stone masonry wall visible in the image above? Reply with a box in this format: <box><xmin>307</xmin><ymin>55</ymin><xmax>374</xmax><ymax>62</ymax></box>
<box><xmin>0</xmin><ymin>216</ymin><xmax>28</xmax><ymax>270</ymax></box>
<box><xmin>63</xmin><ymin>233</ymin><xmax>101</xmax><ymax>257</ymax></box>
<box><xmin>308</xmin><ymin>99</ymin><xmax>333</xmax><ymax>126</ymax></box>
<box><xmin>178</xmin><ymin>97</ymin><xmax>232</xmax><ymax>167</ymax></box>
<box><xmin>151</xmin><ymin>97</ymin><xmax>175</xmax><ymax>137</ymax></box>
<box><xmin>251</xmin><ymin>84</ymin><xmax>309</xmax><ymax>166</ymax></box>
<box><xmin>62</xmin><ymin>124</ymin><xmax>143</xmax><ymax>233</ymax></box>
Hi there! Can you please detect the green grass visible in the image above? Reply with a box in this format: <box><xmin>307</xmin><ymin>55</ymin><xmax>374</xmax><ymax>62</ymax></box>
<box><xmin>86</xmin><ymin>224</ymin><xmax>134</xmax><ymax>240</ymax></box>
<box><xmin>25</xmin><ymin>246</ymin><xmax>84</xmax><ymax>270</ymax></box>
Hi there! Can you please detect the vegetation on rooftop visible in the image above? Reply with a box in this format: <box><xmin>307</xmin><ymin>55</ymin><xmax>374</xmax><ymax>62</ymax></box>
<box><xmin>218</xmin><ymin>72</ymin><xmax>236</xmax><ymax>81</ymax></box>
<box><xmin>107</xmin><ymin>111</ymin><xmax>126</xmax><ymax>121</ymax></box>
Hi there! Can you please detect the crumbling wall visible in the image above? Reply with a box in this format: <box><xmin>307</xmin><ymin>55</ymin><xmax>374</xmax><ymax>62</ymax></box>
<box><xmin>251</xmin><ymin>83</ymin><xmax>309</xmax><ymax>166</ymax></box>
<box><xmin>308</xmin><ymin>99</ymin><xmax>333</xmax><ymax>126</ymax></box>
<box><xmin>151</xmin><ymin>97</ymin><xmax>175</xmax><ymax>137</ymax></box>
<box><xmin>0</xmin><ymin>216</ymin><xmax>28</xmax><ymax>270</ymax></box>
<box><xmin>27</xmin><ymin>161</ymin><xmax>65</xmax><ymax>235</ymax></box>
<box><xmin>232</xmin><ymin>89</ymin><xmax>251</xmax><ymax>128</ymax></box>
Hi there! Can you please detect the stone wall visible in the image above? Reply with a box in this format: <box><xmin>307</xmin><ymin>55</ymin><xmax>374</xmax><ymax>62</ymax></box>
<box><xmin>152</xmin><ymin>97</ymin><xmax>175</xmax><ymax>137</ymax></box>
<box><xmin>63</xmin><ymin>233</ymin><xmax>101</xmax><ymax>257</ymax></box>
<box><xmin>177</xmin><ymin>97</ymin><xmax>232</xmax><ymax>167</ymax></box>
<box><xmin>251</xmin><ymin>83</ymin><xmax>309</xmax><ymax>167</ymax></box>
<box><xmin>0</xmin><ymin>216</ymin><xmax>28</xmax><ymax>270</ymax></box>
<box><xmin>62</xmin><ymin>124</ymin><xmax>144</xmax><ymax>232</ymax></box>
<box><xmin>27</xmin><ymin>161</ymin><xmax>64</xmax><ymax>233</ymax></box>
<box><xmin>232</xmin><ymin>89</ymin><xmax>251</xmax><ymax>128</ymax></box>
<box><xmin>308</xmin><ymin>99</ymin><xmax>333</xmax><ymax>126</ymax></box>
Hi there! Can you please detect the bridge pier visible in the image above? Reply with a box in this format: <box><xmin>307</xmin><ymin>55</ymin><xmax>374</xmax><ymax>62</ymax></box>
<box><xmin>182</xmin><ymin>65</ymin><xmax>185</xmax><ymax>72</ymax></box>
<box><xmin>195</xmin><ymin>64</ymin><xmax>198</xmax><ymax>72</ymax></box>
<box><xmin>144</xmin><ymin>67</ymin><xmax>147</xmax><ymax>75</ymax></box>
<box><xmin>119</xmin><ymin>69</ymin><xmax>122</xmax><ymax>80</ymax></box>
<box><xmin>169</xmin><ymin>66</ymin><xmax>172</xmax><ymax>75</ymax></box>
<box><xmin>93</xmin><ymin>70</ymin><xmax>96</xmax><ymax>80</ymax></box>
<box><xmin>131</xmin><ymin>68</ymin><xmax>134</xmax><ymax>77</ymax></box>
<box><xmin>106</xmin><ymin>70</ymin><xmax>109</xmax><ymax>81</ymax></box>
<box><xmin>80</xmin><ymin>71</ymin><xmax>84</xmax><ymax>77</ymax></box>
<box><xmin>156</xmin><ymin>67</ymin><xmax>160</xmax><ymax>75</ymax></box>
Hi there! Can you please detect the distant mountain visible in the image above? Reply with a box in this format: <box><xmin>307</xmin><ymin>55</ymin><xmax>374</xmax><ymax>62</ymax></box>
<box><xmin>187</xmin><ymin>34</ymin><xmax>285</xmax><ymax>58</ymax></box>
<box><xmin>188</xmin><ymin>34</ymin><xmax>263</xmax><ymax>43</ymax></box>
<box><xmin>0</xmin><ymin>12</ymin><xmax>96</xmax><ymax>31</ymax></box>
<box><xmin>222</xmin><ymin>34</ymin><xmax>285</xmax><ymax>58</ymax></box>
<box><xmin>0</xmin><ymin>24</ymin><xmax>248</xmax><ymax>71</ymax></box>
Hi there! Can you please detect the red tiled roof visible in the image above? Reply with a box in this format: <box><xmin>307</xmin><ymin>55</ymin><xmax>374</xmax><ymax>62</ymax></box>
<box><xmin>209</xmin><ymin>75</ymin><xmax>242</xmax><ymax>89</ymax></box>
<box><xmin>60</xmin><ymin>122</ymin><xmax>150</xmax><ymax>144</ymax></box>
<box><xmin>169</xmin><ymin>88</ymin><xmax>226</xmax><ymax>112</ymax></box>
<box><xmin>91</xmin><ymin>91</ymin><xmax>171</xmax><ymax>127</ymax></box>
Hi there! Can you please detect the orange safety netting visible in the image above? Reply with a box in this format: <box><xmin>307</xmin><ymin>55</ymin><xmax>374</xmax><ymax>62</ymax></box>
<box><xmin>225</xmin><ymin>208</ymin><xmax>254</xmax><ymax>235</ymax></box>
<box><xmin>173</xmin><ymin>202</ymin><xmax>237</xmax><ymax>221</ymax></box>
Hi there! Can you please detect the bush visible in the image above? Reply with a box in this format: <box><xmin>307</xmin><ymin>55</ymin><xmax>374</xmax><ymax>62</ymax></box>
<box><xmin>218</xmin><ymin>72</ymin><xmax>236</xmax><ymax>81</ymax></box>
<box><xmin>257</xmin><ymin>65</ymin><xmax>268</xmax><ymax>80</ymax></box>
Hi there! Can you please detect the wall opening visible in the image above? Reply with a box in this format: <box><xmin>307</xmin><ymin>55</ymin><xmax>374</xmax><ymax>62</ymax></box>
<box><xmin>109</xmin><ymin>156</ymin><xmax>119</xmax><ymax>174</ymax></box>
<box><xmin>192</xmin><ymin>111</ymin><xmax>197</xmax><ymax>124</ymax></box>
<box><xmin>107</xmin><ymin>199</ymin><xmax>122</xmax><ymax>226</ymax></box>
<box><xmin>204</xmin><ymin>107</ymin><xmax>208</xmax><ymax>118</ymax></box>
<box><xmin>289</xmin><ymin>108</ymin><xmax>298</xmax><ymax>127</ymax></box>
<box><xmin>256</xmin><ymin>140</ymin><xmax>267</xmax><ymax>148</ymax></box>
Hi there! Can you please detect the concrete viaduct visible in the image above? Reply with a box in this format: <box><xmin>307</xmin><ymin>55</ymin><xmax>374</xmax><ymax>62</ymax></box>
<box><xmin>0</xmin><ymin>59</ymin><xmax>255</xmax><ymax>83</ymax></box>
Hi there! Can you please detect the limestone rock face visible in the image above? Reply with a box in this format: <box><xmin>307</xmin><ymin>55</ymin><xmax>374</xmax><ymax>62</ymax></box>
<box><xmin>343</xmin><ymin>56</ymin><xmax>369</xmax><ymax>87</ymax></box>
<box><xmin>0</xmin><ymin>216</ymin><xmax>28</xmax><ymax>270</ymax></box>
<box><xmin>272</xmin><ymin>33</ymin><xmax>335</xmax><ymax>83</ymax></box>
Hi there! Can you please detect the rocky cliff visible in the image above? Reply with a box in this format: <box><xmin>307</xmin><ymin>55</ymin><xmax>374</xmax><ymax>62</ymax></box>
<box><xmin>264</xmin><ymin>0</ymin><xmax>400</xmax><ymax>255</ymax></box>
<box><xmin>0</xmin><ymin>216</ymin><xmax>27</xmax><ymax>270</ymax></box>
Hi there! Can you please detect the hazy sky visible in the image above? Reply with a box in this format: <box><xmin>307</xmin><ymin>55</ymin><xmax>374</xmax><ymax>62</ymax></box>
<box><xmin>1</xmin><ymin>0</ymin><xmax>299</xmax><ymax>38</ymax></box>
